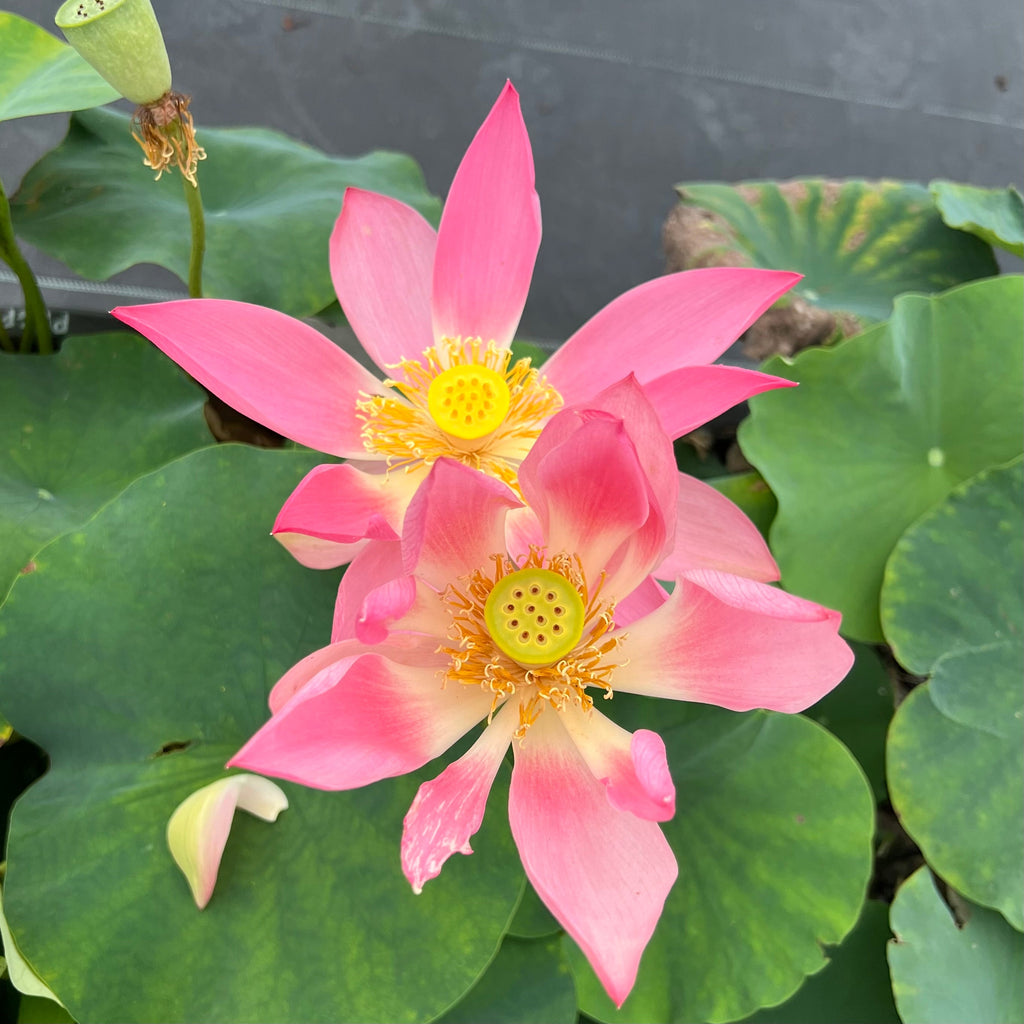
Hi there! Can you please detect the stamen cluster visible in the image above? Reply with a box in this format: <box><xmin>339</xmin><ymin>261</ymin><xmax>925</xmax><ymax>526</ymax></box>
<box><xmin>439</xmin><ymin>548</ymin><xmax>625</xmax><ymax>739</ymax></box>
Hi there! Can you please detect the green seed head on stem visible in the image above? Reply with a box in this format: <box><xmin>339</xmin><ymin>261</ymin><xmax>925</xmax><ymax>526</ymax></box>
<box><xmin>55</xmin><ymin>0</ymin><xmax>172</xmax><ymax>104</ymax></box>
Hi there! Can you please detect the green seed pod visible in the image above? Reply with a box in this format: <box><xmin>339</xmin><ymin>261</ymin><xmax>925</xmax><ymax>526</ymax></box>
<box><xmin>55</xmin><ymin>0</ymin><xmax>172</xmax><ymax>105</ymax></box>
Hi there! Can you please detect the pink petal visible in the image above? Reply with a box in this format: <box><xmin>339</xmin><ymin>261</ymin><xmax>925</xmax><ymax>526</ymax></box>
<box><xmin>402</xmin><ymin>458</ymin><xmax>521</xmax><ymax>590</ymax></box>
<box><xmin>509</xmin><ymin>712</ymin><xmax>677</xmax><ymax>1007</ymax></box>
<box><xmin>644</xmin><ymin>365</ymin><xmax>796</xmax><ymax>440</ymax></box>
<box><xmin>401</xmin><ymin>702</ymin><xmax>517</xmax><ymax>893</ymax></box>
<box><xmin>613</xmin><ymin>575</ymin><xmax>669</xmax><ymax>628</ymax></box>
<box><xmin>113</xmin><ymin>299</ymin><xmax>390</xmax><ymax>458</ymax></box>
<box><xmin>519</xmin><ymin>412</ymin><xmax>658</xmax><ymax>598</ymax></box>
<box><xmin>559</xmin><ymin>705</ymin><xmax>675</xmax><ymax>822</ymax></box>
<box><xmin>432</xmin><ymin>81</ymin><xmax>541</xmax><ymax>349</ymax></box>
<box><xmin>272</xmin><ymin>463</ymin><xmax>416</xmax><ymax>569</ymax></box>
<box><xmin>541</xmin><ymin>268</ymin><xmax>800</xmax><ymax>406</ymax></box>
<box><xmin>231</xmin><ymin>652</ymin><xmax>492</xmax><ymax>790</ymax></box>
<box><xmin>330</xmin><ymin>188</ymin><xmax>437</xmax><ymax>371</ymax></box>
<box><xmin>331</xmin><ymin>540</ymin><xmax>410</xmax><ymax>643</ymax></box>
<box><xmin>504</xmin><ymin>505</ymin><xmax>544</xmax><ymax>562</ymax></box>
<box><xmin>655</xmin><ymin>472</ymin><xmax>778</xmax><ymax>583</ymax></box>
<box><xmin>612</xmin><ymin>569</ymin><xmax>854</xmax><ymax>712</ymax></box>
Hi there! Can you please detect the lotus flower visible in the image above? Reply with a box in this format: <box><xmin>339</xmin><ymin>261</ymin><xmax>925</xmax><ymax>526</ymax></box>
<box><xmin>113</xmin><ymin>82</ymin><xmax>797</xmax><ymax>570</ymax></box>
<box><xmin>229</xmin><ymin>380</ymin><xmax>853</xmax><ymax>1006</ymax></box>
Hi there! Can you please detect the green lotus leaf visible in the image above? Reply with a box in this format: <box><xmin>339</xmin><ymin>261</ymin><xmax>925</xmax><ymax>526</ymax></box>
<box><xmin>0</xmin><ymin>446</ymin><xmax>522</xmax><ymax>1023</ymax></box>
<box><xmin>436</xmin><ymin>935</ymin><xmax>576</xmax><ymax>1024</ymax></box>
<box><xmin>568</xmin><ymin>699</ymin><xmax>875</xmax><ymax>1024</ymax></box>
<box><xmin>743</xmin><ymin>899</ymin><xmax>899</xmax><ymax>1024</ymax></box>
<box><xmin>931</xmin><ymin>181</ymin><xmax>1024</xmax><ymax>258</ymax></box>
<box><xmin>507</xmin><ymin>882</ymin><xmax>561</xmax><ymax>940</ymax></box>
<box><xmin>888</xmin><ymin>867</ymin><xmax>1024</xmax><ymax>1023</ymax></box>
<box><xmin>0</xmin><ymin>334</ymin><xmax>210</xmax><ymax>606</ymax></box>
<box><xmin>672</xmin><ymin>179</ymin><xmax>998</xmax><ymax>321</ymax></box>
<box><xmin>10</xmin><ymin>106</ymin><xmax>441</xmax><ymax>318</ymax></box>
<box><xmin>0</xmin><ymin>12</ymin><xmax>119</xmax><ymax>123</ymax></box>
<box><xmin>740</xmin><ymin>275</ymin><xmax>1024</xmax><ymax>640</ymax></box>
<box><xmin>883</xmin><ymin>459</ymin><xmax>1024</xmax><ymax>928</ymax></box>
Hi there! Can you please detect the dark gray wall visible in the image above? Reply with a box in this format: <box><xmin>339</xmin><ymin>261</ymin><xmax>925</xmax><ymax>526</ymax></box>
<box><xmin>3</xmin><ymin>0</ymin><xmax>1022</xmax><ymax>341</ymax></box>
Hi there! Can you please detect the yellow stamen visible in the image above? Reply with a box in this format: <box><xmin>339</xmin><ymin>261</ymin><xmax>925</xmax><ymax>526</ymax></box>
<box><xmin>355</xmin><ymin>337</ymin><xmax>562</xmax><ymax>492</ymax></box>
<box><xmin>439</xmin><ymin>548</ymin><xmax>626</xmax><ymax>739</ymax></box>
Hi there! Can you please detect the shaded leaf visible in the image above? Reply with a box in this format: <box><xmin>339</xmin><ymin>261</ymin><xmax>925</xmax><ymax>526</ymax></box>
<box><xmin>740</xmin><ymin>276</ymin><xmax>1024</xmax><ymax>640</ymax></box>
<box><xmin>0</xmin><ymin>334</ymin><xmax>210</xmax><ymax>606</ymax></box>
<box><xmin>11</xmin><ymin>106</ymin><xmax>441</xmax><ymax>318</ymax></box>
<box><xmin>888</xmin><ymin>867</ymin><xmax>1024</xmax><ymax>1023</ymax></box>
<box><xmin>0</xmin><ymin>12</ymin><xmax>118</xmax><ymax>123</ymax></box>
<box><xmin>673</xmin><ymin>179</ymin><xmax>998</xmax><ymax>321</ymax></box>
<box><xmin>931</xmin><ymin>180</ymin><xmax>1024</xmax><ymax>258</ymax></box>
<box><xmin>883</xmin><ymin>459</ymin><xmax>1024</xmax><ymax>928</ymax></box>
<box><xmin>0</xmin><ymin>446</ymin><xmax>522</xmax><ymax>1023</ymax></box>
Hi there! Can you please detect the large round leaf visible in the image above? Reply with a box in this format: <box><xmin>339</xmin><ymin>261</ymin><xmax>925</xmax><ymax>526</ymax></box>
<box><xmin>10</xmin><ymin>106</ymin><xmax>441</xmax><ymax>318</ymax></box>
<box><xmin>0</xmin><ymin>446</ymin><xmax>522</xmax><ymax>1023</ymax></box>
<box><xmin>0</xmin><ymin>334</ymin><xmax>209</xmax><ymax>605</ymax></box>
<box><xmin>883</xmin><ymin>459</ymin><xmax>1024</xmax><ymax>929</ymax></box>
<box><xmin>673</xmin><ymin>179</ymin><xmax>998</xmax><ymax>321</ymax></box>
<box><xmin>931</xmin><ymin>181</ymin><xmax>1024</xmax><ymax>258</ymax></box>
<box><xmin>888</xmin><ymin>867</ymin><xmax>1024</xmax><ymax>1024</ymax></box>
<box><xmin>568</xmin><ymin>698</ymin><xmax>875</xmax><ymax>1024</ymax></box>
<box><xmin>740</xmin><ymin>275</ymin><xmax>1024</xmax><ymax>641</ymax></box>
<box><xmin>0</xmin><ymin>12</ymin><xmax>119</xmax><ymax>123</ymax></box>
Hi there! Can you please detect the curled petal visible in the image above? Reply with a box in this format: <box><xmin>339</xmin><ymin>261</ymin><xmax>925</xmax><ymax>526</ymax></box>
<box><xmin>509</xmin><ymin>712</ymin><xmax>677</xmax><ymax>1008</ymax></box>
<box><xmin>332</xmin><ymin>540</ymin><xmax>407</xmax><ymax>643</ymax></box>
<box><xmin>403</xmin><ymin>459</ymin><xmax>521</xmax><ymax>589</ymax></box>
<box><xmin>644</xmin><ymin>365</ymin><xmax>797</xmax><ymax>440</ymax></box>
<box><xmin>272</xmin><ymin>463</ymin><xmax>416</xmax><ymax>570</ymax></box>
<box><xmin>401</xmin><ymin>702</ymin><xmax>517</xmax><ymax>893</ymax></box>
<box><xmin>112</xmin><ymin>299</ymin><xmax>390</xmax><ymax>458</ymax></box>
<box><xmin>432</xmin><ymin>81</ymin><xmax>541</xmax><ymax>349</ymax></box>
<box><xmin>330</xmin><ymin>188</ymin><xmax>437</xmax><ymax>370</ymax></box>
<box><xmin>166</xmin><ymin>774</ymin><xmax>289</xmax><ymax>909</ymax></box>
<box><xmin>656</xmin><ymin>472</ymin><xmax>779</xmax><ymax>583</ymax></box>
<box><xmin>613</xmin><ymin>574</ymin><xmax>670</xmax><ymax>629</ymax></box>
<box><xmin>231</xmin><ymin>652</ymin><xmax>491</xmax><ymax>790</ymax></box>
<box><xmin>613</xmin><ymin>569</ymin><xmax>854</xmax><ymax>712</ymax></box>
<box><xmin>559</xmin><ymin>705</ymin><xmax>676</xmax><ymax>822</ymax></box>
<box><xmin>541</xmin><ymin>268</ymin><xmax>800</xmax><ymax>405</ymax></box>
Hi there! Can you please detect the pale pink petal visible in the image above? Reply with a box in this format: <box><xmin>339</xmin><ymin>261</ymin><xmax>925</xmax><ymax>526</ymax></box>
<box><xmin>403</xmin><ymin>458</ymin><xmax>521</xmax><ymax>589</ymax></box>
<box><xmin>331</xmin><ymin>540</ymin><xmax>409</xmax><ymax>643</ymax></box>
<box><xmin>112</xmin><ymin>299</ymin><xmax>391</xmax><ymax>458</ymax></box>
<box><xmin>330</xmin><ymin>188</ymin><xmax>437</xmax><ymax>370</ymax></box>
<box><xmin>644</xmin><ymin>365</ymin><xmax>796</xmax><ymax>440</ymax></box>
<box><xmin>612</xmin><ymin>569</ymin><xmax>853</xmax><ymax>712</ymax></box>
<box><xmin>559</xmin><ymin>705</ymin><xmax>675</xmax><ymax>822</ymax></box>
<box><xmin>504</xmin><ymin>505</ymin><xmax>544</xmax><ymax>562</ymax></box>
<box><xmin>541</xmin><ymin>268</ymin><xmax>800</xmax><ymax>405</ymax></box>
<box><xmin>272</xmin><ymin>463</ymin><xmax>412</xmax><ymax>569</ymax></box>
<box><xmin>509</xmin><ymin>712</ymin><xmax>677</xmax><ymax>1008</ymax></box>
<box><xmin>166</xmin><ymin>774</ymin><xmax>289</xmax><ymax>909</ymax></box>
<box><xmin>231</xmin><ymin>653</ymin><xmax>492</xmax><ymax>790</ymax></box>
<box><xmin>613</xmin><ymin>575</ymin><xmax>669</xmax><ymax>628</ymax></box>
<box><xmin>519</xmin><ymin>412</ymin><xmax>657</xmax><ymax>596</ymax></box>
<box><xmin>432</xmin><ymin>81</ymin><xmax>541</xmax><ymax>349</ymax></box>
<box><xmin>401</xmin><ymin>702</ymin><xmax>517</xmax><ymax>893</ymax></box>
<box><xmin>655</xmin><ymin>472</ymin><xmax>778</xmax><ymax>583</ymax></box>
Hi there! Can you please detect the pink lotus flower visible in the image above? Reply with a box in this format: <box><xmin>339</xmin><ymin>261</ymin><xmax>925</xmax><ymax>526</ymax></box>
<box><xmin>113</xmin><ymin>82</ymin><xmax>797</xmax><ymax>570</ymax></box>
<box><xmin>229</xmin><ymin>380</ymin><xmax>853</xmax><ymax>1006</ymax></box>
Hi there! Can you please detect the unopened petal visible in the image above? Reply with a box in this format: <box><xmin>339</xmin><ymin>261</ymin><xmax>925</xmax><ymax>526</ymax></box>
<box><xmin>432</xmin><ymin>81</ymin><xmax>541</xmax><ymax>349</ymax></box>
<box><xmin>509</xmin><ymin>712</ymin><xmax>677</xmax><ymax>1007</ymax></box>
<box><xmin>166</xmin><ymin>774</ymin><xmax>289</xmax><ymax>909</ymax></box>
<box><xmin>401</xmin><ymin>703</ymin><xmax>517</xmax><ymax>893</ymax></box>
<box><xmin>330</xmin><ymin>188</ymin><xmax>437</xmax><ymax>370</ymax></box>
<box><xmin>542</xmin><ymin>268</ymin><xmax>800</xmax><ymax>405</ymax></box>
<box><xmin>613</xmin><ymin>569</ymin><xmax>853</xmax><ymax>712</ymax></box>
<box><xmin>113</xmin><ymin>299</ymin><xmax>390</xmax><ymax>458</ymax></box>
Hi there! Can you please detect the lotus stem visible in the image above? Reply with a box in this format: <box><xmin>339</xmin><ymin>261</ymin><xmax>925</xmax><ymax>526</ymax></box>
<box><xmin>0</xmin><ymin>178</ymin><xmax>51</xmax><ymax>354</ymax></box>
<box><xmin>183</xmin><ymin>175</ymin><xmax>206</xmax><ymax>298</ymax></box>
